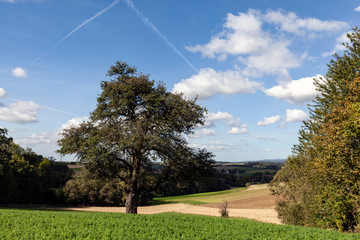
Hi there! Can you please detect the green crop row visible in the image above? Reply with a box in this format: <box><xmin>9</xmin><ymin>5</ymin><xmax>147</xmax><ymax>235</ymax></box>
<box><xmin>0</xmin><ymin>208</ymin><xmax>358</xmax><ymax>239</ymax></box>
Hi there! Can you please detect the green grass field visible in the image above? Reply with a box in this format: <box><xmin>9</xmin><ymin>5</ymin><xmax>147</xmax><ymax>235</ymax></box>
<box><xmin>1</xmin><ymin>208</ymin><xmax>358</xmax><ymax>239</ymax></box>
<box><xmin>153</xmin><ymin>185</ymin><xmax>271</xmax><ymax>205</ymax></box>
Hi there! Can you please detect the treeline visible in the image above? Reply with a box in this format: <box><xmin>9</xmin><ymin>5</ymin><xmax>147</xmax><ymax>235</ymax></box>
<box><xmin>155</xmin><ymin>163</ymin><xmax>280</xmax><ymax>197</ymax></box>
<box><xmin>0</xmin><ymin>129</ymin><xmax>71</xmax><ymax>204</ymax></box>
<box><xmin>271</xmin><ymin>29</ymin><xmax>360</xmax><ymax>232</ymax></box>
<box><xmin>1</xmin><ymin>128</ymin><xmax>280</xmax><ymax>206</ymax></box>
<box><xmin>63</xmin><ymin>161</ymin><xmax>281</xmax><ymax>204</ymax></box>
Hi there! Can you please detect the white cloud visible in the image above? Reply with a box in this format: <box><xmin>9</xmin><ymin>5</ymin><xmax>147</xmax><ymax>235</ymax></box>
<box><xmin>60</xmin><ymin>116</ymin><xmax>89</xmax><ymax>131</ymax></box>
<box><xmin>263</xmin><ymin>9</ymin><xmax>349</xmax><ymax>36</ymax></box>
<box><xmin>264</xmin><ymin>148</ymin><xmax>274</xmax><ymax>152</ymax></box>
<box><xmin>227</xmin><ymin>127</ymin><xmax>248</xmax><ymax>135</ymax></box>
<box><xmin>11</xmin><ymin>67</ymin><xmax>27</xmax><ymax>78</ymax></box>
<box><xmin>186</xmin><ymin>10</ymin><xmax>266</xmax><ymax>59</ymax></box>
<box><xmin>172</xmin><ymin>68</ymin><xmax>262</xmax><ymax>100</ymax></box>
<box><xmin>16</xmin><ymin>132</ymin><xmax>57</xmax><ymax>146</ymax></box>
<box><xmin>185</xmin><ymin>9</ymin><xmax>347</xmax><ymax>81</ymax></box>
<box><xmin>264</xmin><ymin>75</ymin><xmax>321</xmax><ymax>103</ymax></box>
<box><xmin>0</xmin><ymin>101</ymin><xmax>41</xmax><ymax>123</ymax></box>
<box><xmin>190</xmin><ymin>129</ymin><xmax>217</xmax><ymax>138</ymax></box>
<box><xmin>200</xmin><ymin>111</ymin><xmax>248</xmax><ymax>135</ymax></box>
<box><xmin>257</xmin><ymin>115</ymin><xmax>281</xmax><ymax>126</ymax></box>
<box><xmin>204</xmin><ymin>111</ymin><xmax>241</xmax><ymax>128</ymax></box>
<box><xmin>191</xmin><ymin>141</ymin><xmax>239</xmax><ymax>151</ymax></box>
<box><xmin>355</xmin><ymin>6</ymin><xmax>360</xmax><ymax>12</ymax></box>
<box><xmin>244</xmin><ymin>41</ymin><xmax>300</xmax><ymax>78</ymax></box>
<box><xmin>253</xmin><ymin>135</ymin><xmax>277</xmax><ymax>141</ymax></box>
<box><xmin>285</xmin><ymin>109</ymin><xmax>308</xmax><ymax>123</ymax></box>
<box><xmin>322</xmin><ymin>32</ymin><xmax>351</xmax><ymax>57</ymax></box>
<box><xmin>0</xmin><ymin>88</ymin><xmax>8</xmax><ymax>98</ymax></box>
<box><xmin>14</xmin><ymin>116</ymin><xmax>89</xmax><ymax>153</ymax></box>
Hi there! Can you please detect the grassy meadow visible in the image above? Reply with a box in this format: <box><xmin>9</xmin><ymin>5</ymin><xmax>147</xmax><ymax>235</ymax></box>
<box><xmin>1</xmin><ymin>208</ymin><xmax>359</xmax><ymax>239</ymax></box>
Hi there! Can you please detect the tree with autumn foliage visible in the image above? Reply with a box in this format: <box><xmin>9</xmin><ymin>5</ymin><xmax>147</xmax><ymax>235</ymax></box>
<box><xmin>271</xmin><ymin>29</ymin><xmax>360</xmax><ymax>232</ymax></box>
<box><xmin>57</xmin><ymin>61</ymin><xmax>215</xmax><ymax>214</ymax></box>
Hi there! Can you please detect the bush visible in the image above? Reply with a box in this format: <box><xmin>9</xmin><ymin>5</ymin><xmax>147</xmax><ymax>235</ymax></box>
<box><xmin>63</xmin><ymin>170</ymin><xmax>125</xmax><ymax>206</ymax></box>
<box><xmin>219</xmin><ymin>201</ymin><xmax>229</xmax><ymax>218</ymax></box>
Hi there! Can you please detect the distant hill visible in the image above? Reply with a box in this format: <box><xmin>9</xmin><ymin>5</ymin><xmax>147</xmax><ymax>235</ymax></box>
<box><xmin>216</xmin><ymin>159</ymin><xmax>286</xmax><ymax>164</ymax></box>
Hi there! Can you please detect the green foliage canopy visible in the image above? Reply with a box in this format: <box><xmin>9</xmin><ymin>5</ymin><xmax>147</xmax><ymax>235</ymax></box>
<box><xmin>271</xmin><ymin>29</ymin><xmax>360</xmax><ymax>232</ymax></box>
<box><xmin>0</xmin><ymin>128</ymin><xmax>70</xmax><ymax>204</ymax></box>
<box><xmin>58</xmin><ymin>61</ymin><xmax>215</xmax><ymax>213</ymax></box>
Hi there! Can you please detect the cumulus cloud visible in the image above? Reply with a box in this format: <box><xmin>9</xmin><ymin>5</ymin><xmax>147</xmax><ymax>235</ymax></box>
<box><xmin>185</xmin><ymin>9</ymin><xmax>347</xmax><ymax>80</ymax></box>
<box><xmin>11</xmin><ymin>67</ymin><xmax>27</xmax><ymax>78</ymax></box>
<box><xmin>355</xmin><ymin>6</ymin><xmax>360</xmax><ymax>12</ymax></box>
<box><xmin>186</xmin><ymin>10</ymin><xmax>266</xmax><ymax>59</ymax></box>
<box><xmin>226</xmin><ymin>127</ymin><xmax>248</xmax><ymax>135</ymax></box>
<box><xmin>191</xmin><ymin>142</ymin><xmax>239</xmax><ymax>151</ymax></box>
<box><xmin>0</xmin><ymin>88</ymin><xmax>8</xmax><ymax>98</ymax></box>
<box><xmin>264</xmin><ymin>75</ymin><xmax>322</xmax><ymax>103</ymax></box>
<box><xmin>190</xmin><ymin>129</ymin><xmax>217</xmax><ymax>138</ymax></box>
<box><xmin>172</xmin><ymin>68</ymin><xmax>262</xmax><ymax>100</ymax></box>
<box><xmin>285</xmin><ymin>109</ymin><xmax>308</xmax><ymax>123</ymax></box>
<box><xmin>257</xmin><ymin>115</ymin><xmax>281</xmax><ymax>126</ymax></box>
<box><xmin>60</xmin><ymin>116</ymin><xmax>89</xmax><ymax>131</ymax></box>
<box><xmin>244</xmin><ymin>41</ymin><xmax>300</xmax><ymax>77</ymax></box>
<box><xmin>199</xmin><ymin>111</ymin><xmax>248</xmax><ymax>136</ymax></box>
<box><xmin>253</xmin><ymin>135</ymin><xmax>277</xmax><ymax>141</ymax></box>
<box><xmin>15</xmin><ymin>116</ymin><xmax>89</xmax><ymax>151</ymax></box>
<box><xmin>0</xmin><ymin>101</ymin><xmax>41</xmax><ymax>123</ymax></box>
<box><xmin>263</xmin><ymin>9</ymin><xmax>349</xmax><ymax>36</ymax></box>
<box><xmin>204</xmin><ymin>111</ymin><xmax>241</xmax><ymax>128</ymax></box>
<box><xmin>16</xmin><ymin>132</ymin><xmax>57</xmax><ymax>146</ymax></box>
<box><xmin>186</xmin><ymin>10</ymin><xmax>299</xmax><ymax>77</ymax></box>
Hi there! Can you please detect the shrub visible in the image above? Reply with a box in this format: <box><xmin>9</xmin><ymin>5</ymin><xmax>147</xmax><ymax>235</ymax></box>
<box><xmin>219</xmin><ymin>200</ymin><xmax>229</xmax><ymax>218</ymax></box>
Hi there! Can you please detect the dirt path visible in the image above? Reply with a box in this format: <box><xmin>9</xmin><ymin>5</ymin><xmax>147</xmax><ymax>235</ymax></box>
<box><xmin>58</xmin><ymin>202</ymin><xmax>281</xmax><ymax>225</ymax></box>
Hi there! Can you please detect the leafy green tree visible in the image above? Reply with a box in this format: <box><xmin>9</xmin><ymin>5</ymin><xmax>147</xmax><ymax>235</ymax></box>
<box><xmin>271</xmin><ymin>29</ymin><xmax>360</xmax><ymax>231</ymax></box>
<box><xmin>0</xmin><ymin>128</ymin><xmax>13</xmax><ymax>202</ymax></box>
<box><xmin>58</xmin><ymin>61</ymin><xmax>214</xmax><ymax>213</ymax></box>
<box><xmin>63</xmin><ymin>169</ymin><xmax>126</xmax><ymax>206</ymax></box>
<box><xmin>0</xmin><ymin>128</ymin><xmax>71</xmax><ymax>204</ymax></box>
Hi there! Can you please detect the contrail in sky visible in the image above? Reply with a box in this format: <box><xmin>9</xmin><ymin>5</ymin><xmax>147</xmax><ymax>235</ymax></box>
<box><xmin>9</xmin><ymin>97</ymin><xmax>81</xmax><ymax>117</ymax></box>
<box><xmin>28</xmin><ymin>0</ymin><xmax>197</xmax><ymax>113</ymax></box>
<box><xmin>31</xmin><ymin>0</ymin><xmax>198</xmax><ymax>73</ymax></box>
<box><xmin>41</xmin><ymin>105</ymin><xmax>81</xmax><ymax>117</ymax></box>
<box><xmin>123</xmin><ymin>0</ymin><xmax>199</xmax><ymax>73</ymax></box>
<box><xmin>31</xmin><ymin>0</ymin><xmax>121</xmax><ymax>65</ymax></box>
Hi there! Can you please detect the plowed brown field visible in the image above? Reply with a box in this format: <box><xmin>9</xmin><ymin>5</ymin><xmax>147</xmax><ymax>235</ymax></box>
<box><xmin>204</xmin><ymin>194</ymin><xmax>277</xmax><ymax>209</ymax></box>
<box><xmin>59</xmin><ymin>188</ymin><xmax>280</xmax><ymax>224</ymax></box>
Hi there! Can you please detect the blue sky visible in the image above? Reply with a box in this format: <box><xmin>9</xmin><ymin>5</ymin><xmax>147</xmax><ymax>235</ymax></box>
<box><xmin>1</xmin><ymin>0</ymin><xmax>359</xmax><ymax>162</ymax></box>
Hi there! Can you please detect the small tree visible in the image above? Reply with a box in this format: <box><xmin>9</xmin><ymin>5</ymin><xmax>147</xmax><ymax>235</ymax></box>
<box><xmin>219</xmin><ymin>200</ymin><xmax>229</xmax><ymax>218</ymax></box>
<box><xmin>58</xmin><ymin>61</ymin><xmax>215</xmax><ymax>213</ymax></box>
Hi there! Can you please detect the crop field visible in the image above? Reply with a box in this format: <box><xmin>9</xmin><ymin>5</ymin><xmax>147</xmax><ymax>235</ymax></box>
<box><xmin>1</xmin><ymin>208</ymin><xmax>358</xmax><ymax>239</ymax></box>
<box><xmin>153</xmin><ymin>184</ymin><xmax>271</xmax><ymax>205</ymax></box>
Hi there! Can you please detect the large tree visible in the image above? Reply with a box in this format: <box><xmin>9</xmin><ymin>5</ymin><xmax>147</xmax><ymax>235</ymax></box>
<box><xmin>271</xmin><ymin>29</ymin><xmax>360</xmax><ymax>231</ymax></box>
<box><xmin>58</xmin><ymin>61</ymin><xmax>214</xmax><ymax>213</ymax></box>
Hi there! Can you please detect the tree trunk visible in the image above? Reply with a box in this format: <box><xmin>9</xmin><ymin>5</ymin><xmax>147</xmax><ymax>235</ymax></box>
<box><xmin>125</xmin><ymin>151</ymin><xmax>140</xmax><ymax>214</ymax></box>
<box><xmin>125</xmin><ymin>191</ymin><xmax>138</xmax><ymax>214</ymax></box>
